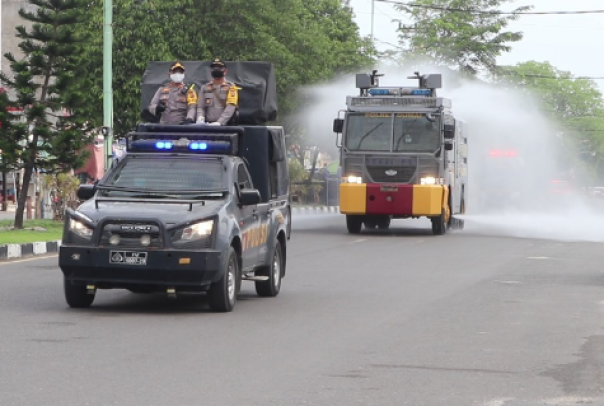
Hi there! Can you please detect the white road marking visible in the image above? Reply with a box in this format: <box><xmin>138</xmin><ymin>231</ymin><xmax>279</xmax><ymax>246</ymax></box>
<box><xmin>0</xmin><ymin>254</ymin><xmax>58</xmax><ymax>266</ymax></box>
<box><xmin>348</xmin><ymin>239</ymin><xmax>367</xmax><ymax>245</ymax></box>
<box><xmin>527</xmin><ymin>256</ymin><xmax>550</xmax><ymax>260</ymax></box>
<box><xmin>494</xmin><ymin>280</ymin><xmax>522</xmax><ymax>285</ymax></box>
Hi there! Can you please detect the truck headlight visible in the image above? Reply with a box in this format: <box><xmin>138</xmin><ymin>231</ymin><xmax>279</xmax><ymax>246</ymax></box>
<box><xmin>420</xmin><ymin>177</ymin><xmax>436</xmax><ymax>185</ymax></box>
<box><xmin>343</xmin><ymin>175</ymin><xmax>362</xmax><ymax>184</ymax></box>
<box><xmin>173</xmin><ymin>220</ymin><xmax>214</xmax><ymax>243</ymax></box>
<box><xmin>69</xmin><ymin>219</ymin><xmax>93</xmax><ymax>239</ymax></box>
<box><xmin>420</xmin><ymin>177</ymin><xmax>444</xmax><ymax>185</ymax></box>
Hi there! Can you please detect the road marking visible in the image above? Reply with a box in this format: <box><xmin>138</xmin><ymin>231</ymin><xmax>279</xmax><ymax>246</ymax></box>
<box><xmin>527</xmin><ymin>256</ymin><xmax>550</xmax><ymax>260</ymax></box>
<box><xmin>0</xmin><ymin>254</ymin><xmax>57</xmax><ymax>266</ymax></box>
<box><xmin>482</xmin><ymin>399</ymin><xmax>514</xmax><ymax>406</ymax></box>
<box><xmin>494</xmin><ymin>280</ymin><xmax>522</xmax><ymax>285</ymax></box>
<box><xmin>348</xmin><ymin>239</ymin><xmax>367</xmax><ymax>244</ymax></box>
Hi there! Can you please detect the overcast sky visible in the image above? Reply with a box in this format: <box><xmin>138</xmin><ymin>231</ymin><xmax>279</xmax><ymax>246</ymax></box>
<box><xmin>349</xmin><ymin>0</ymin><xmax>604</xmax><ymax>92</ymax></box>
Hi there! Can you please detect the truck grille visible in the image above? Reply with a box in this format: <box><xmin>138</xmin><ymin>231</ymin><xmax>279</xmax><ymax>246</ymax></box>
<box><xmin>366</xmin><ymin>165</ymin><xmax>416</xmax><ymax>183</ymax></box>
<box><xmin>100</xmin><ymin>222</ymin><xmax>162</xmax><ymax>248</ymax></box>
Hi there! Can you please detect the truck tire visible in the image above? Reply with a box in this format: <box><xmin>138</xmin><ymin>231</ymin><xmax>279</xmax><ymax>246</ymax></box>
<box><xmin>64</xmin><ymin>278</ymin><xmax>95</xmax><ymax>308</ymax></box>
<box><xmin>377</xmin><ymin>216</ymin><xmax>391</xmax><ymax>230</ymax></box>
<box><xmin>346</xmin><ymin>215</ymin><xmax>362</xmax><ymax>234</ymax></box>
<box><xmin>207</xmin><ymin>247</ymin><xmax>238</xmax><ymax>312</ymax></box>
<box><xmin>364</xmin><ymin>219</ymin><xmax>376</xmax><ymax>229</ymax></box>
<box><xmin>431</xmin><ymin>209</ymin><xmax>447</xmax><ymax>235</ymax></box>
<box><xmin>255</xmin><ymin>240</ymin><xmax>282</xmax><ymax>297</ymax></box>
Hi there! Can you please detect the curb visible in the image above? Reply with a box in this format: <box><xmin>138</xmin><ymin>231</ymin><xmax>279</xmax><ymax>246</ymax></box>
<box><xmin>292</xmin><ymin>206</ymin><xmax>340</xmax><ymax>215</ymax></box>
<box><xmin>0</xmin><ymin>240</ymin><xmax>61</xmax><ymax>261</ymax></box>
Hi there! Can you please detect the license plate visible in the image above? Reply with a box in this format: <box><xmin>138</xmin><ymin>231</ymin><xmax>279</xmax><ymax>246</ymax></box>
<box><xmin>380</xmin><ymin>186</ymin><xmax>398</xmax><ymax>192</ymax></box>
<box><xmin>110</xmin><ymin>251</ymin><xmax>148</xmax><ymax>266</ymax></box>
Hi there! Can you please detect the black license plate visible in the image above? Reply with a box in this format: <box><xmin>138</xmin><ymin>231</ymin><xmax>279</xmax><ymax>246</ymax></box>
<box><xmin>110</xmin><ymin>251</ymin><xmax>148</xmax><ymax>266</ymax></box>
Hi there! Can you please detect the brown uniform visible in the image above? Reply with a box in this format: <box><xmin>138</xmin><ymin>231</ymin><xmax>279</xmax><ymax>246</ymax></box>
<box><xmin>148</xmin><ymin>83</ymin><xmax>197</xmax><ymax>124</ymax></box>
<box><xmin>196</xmin><ymin>82</ymin><xmax>240</xmax><ymax>126</ymax></box>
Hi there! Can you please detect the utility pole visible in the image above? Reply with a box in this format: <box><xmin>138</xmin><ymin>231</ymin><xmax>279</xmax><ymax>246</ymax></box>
<box><xmin>0</xmin><ymin>0</ymin><xmax>6</xmax><ymax>211</ymax></box>
<box><xmin>371</xmin><ymin>0</ymin><xmax>375</xmax><ymax>40</ymax></box>
<box><xmin>103</xmin><ymin>0</ymin><xmax>113</xmax><ymax>172</ymax></box>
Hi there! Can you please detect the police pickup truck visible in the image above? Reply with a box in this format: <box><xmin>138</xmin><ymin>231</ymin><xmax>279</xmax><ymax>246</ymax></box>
<box><xmin>59</xmin><ymin>124</ymin><xmax>291</xmax><ymax>312</ymax></box>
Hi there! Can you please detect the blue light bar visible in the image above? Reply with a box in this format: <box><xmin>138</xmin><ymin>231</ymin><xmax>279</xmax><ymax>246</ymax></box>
<box><xmin>369</xmin><ymin>88</ymin><xmax>390</xmax><ymax>95</ymax></box>
<box><xmin>411</xmin><ymin>89</ymin><xmax>431</xmax><ymax>96</ymax></box>
<box><xmin>129</xmin><ymin>139</ymin><xmax>232</xmax><ymax>154</ymax></box>
<box><xmin>155</xmin><ymin>141</ymin><xmax>173</xmax><ymax>150</ymax></box>
<box><xmin>189</xmin><ymin>142</ymin><xmax>207</xmax><ymax>150</ymax></box>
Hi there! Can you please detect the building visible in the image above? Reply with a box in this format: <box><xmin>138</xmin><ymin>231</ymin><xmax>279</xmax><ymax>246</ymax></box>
<box><xmin>2</xmin><ymin>0</ymin><xmax>33</xmax><ymax>73</ymax></box>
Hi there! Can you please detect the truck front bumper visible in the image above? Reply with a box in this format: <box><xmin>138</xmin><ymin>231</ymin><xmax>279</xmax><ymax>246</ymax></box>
<box><xmin>339</xmin><ymin>183</ymin><xmax>447</xmax><ymax>216</ymax></box>
<box><xmin>59</xmin><ymin>246</ymin><xmax>222</xmax><ymax>292</ymax></box>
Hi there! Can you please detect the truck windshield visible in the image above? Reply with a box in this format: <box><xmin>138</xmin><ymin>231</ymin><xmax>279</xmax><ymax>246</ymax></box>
<box><xmin>393</xmin><ymin>114</ymin><xmax>440</xmax><ymax>152</ymax></box>
<box><xmin>100</xmin><ymin>156</ymin><xmax>226</xmax><ymax>196</ymax></box>
<box><xmin>344</xmin><ymin>113</ymin><xmax>440</xmax><ymax>153</ymax></box>
<box><xmin>344</xmin><ymin>114</ymin><xmax>392</xmax><ymax>152</ymax></box>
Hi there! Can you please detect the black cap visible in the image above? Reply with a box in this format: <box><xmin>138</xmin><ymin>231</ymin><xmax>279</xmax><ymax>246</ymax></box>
<box><xmin>210</xmin><ymin>58</ymin><xmax>226</xmax><ymax>68</ymax></box>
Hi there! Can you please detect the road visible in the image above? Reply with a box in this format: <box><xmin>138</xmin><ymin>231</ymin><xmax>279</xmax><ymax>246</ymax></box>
<box><xmin>1</xmin><ymin>213</ymin><xmax>604</xmax><ymax>405</ymax></box>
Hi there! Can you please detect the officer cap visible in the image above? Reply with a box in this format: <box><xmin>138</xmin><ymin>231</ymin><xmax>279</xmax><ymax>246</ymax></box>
<box><xmin>210</xmin><ymin>58</ymin><xmax>226</xmax><ymax>68</ymax></box>
<box><xmin>169</xmin><ymin>61</ymin><xmax>185</xmax><ymax>72</ymax></box>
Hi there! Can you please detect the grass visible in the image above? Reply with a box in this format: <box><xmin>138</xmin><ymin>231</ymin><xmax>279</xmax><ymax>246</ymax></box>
<box><xmin>0</xmin><ymin>219</ymin><xmax>63</xmax><ymax>245</ymax></box>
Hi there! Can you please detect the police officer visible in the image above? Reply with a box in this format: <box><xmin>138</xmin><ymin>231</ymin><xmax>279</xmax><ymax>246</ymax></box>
<box><xmin>196</xmin><ymin>58</ymin><xmax>240</xmax><ymax>126</ymax></box>
<box><xmin>148</xmin><ymin>62</ymin><xmax>197</xmax><ymax>124</ymax></box>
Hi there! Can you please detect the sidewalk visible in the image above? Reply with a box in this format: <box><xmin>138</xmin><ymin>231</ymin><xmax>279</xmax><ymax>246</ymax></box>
<box><xmin>291</xmin><ymin>205</ymin><xmax>340</xmax><ymax>215</ymax></box>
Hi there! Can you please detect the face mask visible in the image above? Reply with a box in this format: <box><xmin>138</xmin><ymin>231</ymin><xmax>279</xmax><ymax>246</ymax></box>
<box><xmin>170</xmin><ymin>73</ymin><xmax>184</xmax><ymax>83</ymax></box>
<box><xmin>211</xmin><ymin>69</ymin><xmax>225</xmax><ymax>79</ymax></box>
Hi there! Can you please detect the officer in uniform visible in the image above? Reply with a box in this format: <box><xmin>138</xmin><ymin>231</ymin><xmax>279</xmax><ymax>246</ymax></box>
<box><xmin>148</xmin><ymin>62</ymin><xmax>197</xmax><ymax>124</ymax></box>
<box><xmin>196</xmin><ymin>58</ymin><xmax>240</xmax><ymax>126</ymax></box>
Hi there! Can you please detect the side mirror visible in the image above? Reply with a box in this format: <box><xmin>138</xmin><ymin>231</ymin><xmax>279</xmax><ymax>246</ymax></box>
<box><xmin>444</xmin><ymin>142</ymin><xmax>454</xmax><ymax>151</ymax></box>
<box><xmin>77</xmin><ymin>184</ymin><xmax>96</xmax><ymax>200</ymax></box>
<box><xmin>333</xmin><ymin>118</ymin><xmax>344</xmax><ymax>133</ymax></box>
<box><xmin>239</xmin><ymin>189</ymin><xmax>261</xmax><ymax>206</ymax></box>
<box><xmin>444</xmin><ymin>123</ymin><xmax>455</xmax><ymax>139</ymax></box>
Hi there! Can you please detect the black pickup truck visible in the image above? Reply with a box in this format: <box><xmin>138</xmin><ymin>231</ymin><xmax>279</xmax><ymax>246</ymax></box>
<box><xmin>59</xmin><ymin>124</ymin><xmax>291</xmax><ymax>312</ymax></box>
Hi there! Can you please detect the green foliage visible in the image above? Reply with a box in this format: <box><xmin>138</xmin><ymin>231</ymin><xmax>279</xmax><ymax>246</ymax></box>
<box><xmin>395</xmin><ymin>0</ymin><xmax>530</xmax><ymax>75</ymax></box>
<box><xmin>44</xmin><ymin>172</ymin><xmax>81</xmax><ymax>220</ymax></box>
<box><xmin>495</xmin><ymin>61</ymin><xmax>604</xmax><ymax>180</ymax></box>
<box><xmin>0</xmin><ymin>0</ymin><xmax>92</xmax><ymax>228</ymax></box>
<box><xmin>75</xmin><ymin>0</ymin><xmax>375</xmax><ymax>137</ymax></box>
<box><xmin>288</xmin><ymin>159</ymin><xmax>307</xmax><ymax>184</ymax></box>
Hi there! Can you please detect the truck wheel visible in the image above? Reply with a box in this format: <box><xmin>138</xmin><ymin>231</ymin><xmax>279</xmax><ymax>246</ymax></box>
<box><xmin>431</xmin><ymin>209</ymin><xmax>447</xmax><ymax>235</ymax></box>
<box><xmin>377</xmin><ymin>216</ymin><xmax>391</xmax><ymax>230</ymax></box>
<box><xmin>346</xmin><ymin>215</ymin><xmax>362</xmax><ymax>234</ymax></box>
<box><xmin>208</xmin><ymin>247</ymin><xmax>238</xmax><ymax>312</ymax></box>
<box><xmin>364</xmin><ymin>220</ymin><xmax>376</xmax><ymax>230</ymax></box>
<box><xmin>255</xmin><ymin>240</ymin><xmax>282</xmax><ymax>297</ymax></box>
<box><xmin>64</xmin><ymin>279</ymin><xmax>95</xmax><ymax>308</ymax></box>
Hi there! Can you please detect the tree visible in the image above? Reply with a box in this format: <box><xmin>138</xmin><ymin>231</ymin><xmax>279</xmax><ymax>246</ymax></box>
<box><xmin>75</xmin><ymin>0</ymin><xmax>375</xmax><ymax>137</ymax></box>
<box><xmin>0</xmin><ymin>0</ymin><xmax>91</xmax><ymax>228</ymax></box>
<box><xmin>395</xmin><ymin>0</ymin><xmax>531</xmax><ymax>75</ymax></box>
<box><xmin>495</xmin><ymin>61</ymin><xmax>604</xmax><ymax>181</ymax></box>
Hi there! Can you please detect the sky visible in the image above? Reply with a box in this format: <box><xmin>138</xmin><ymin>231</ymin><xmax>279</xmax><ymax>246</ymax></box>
<box><xmin>348</xmin><ymin>0</ymin><xmax>604</xmax><ymax>92</ymax></box>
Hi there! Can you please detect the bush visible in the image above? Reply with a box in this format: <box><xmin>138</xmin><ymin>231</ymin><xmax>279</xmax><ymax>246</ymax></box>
<box><xmin>44</xmin><ymin>173</ymin><xmax>81</xmax><ymax>220</ymax></box>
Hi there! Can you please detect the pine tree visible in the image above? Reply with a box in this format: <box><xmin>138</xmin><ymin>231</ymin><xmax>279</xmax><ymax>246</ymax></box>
<box><xmin>0</xmin><ymin>0</ymin><xmax>91</xmax><ymax>228</ymax></box>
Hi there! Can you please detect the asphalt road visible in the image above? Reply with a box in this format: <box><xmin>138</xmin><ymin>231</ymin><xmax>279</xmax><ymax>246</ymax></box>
<box><xmin>1</xmin><ymin>213</ymin><xmax>604</xmax><ymax>406</ymax></box>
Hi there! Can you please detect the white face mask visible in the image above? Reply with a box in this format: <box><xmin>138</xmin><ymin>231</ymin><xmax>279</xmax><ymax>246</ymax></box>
<box><xmin>170</xmin><ymin>73</ymin><xmax>184</xmax><ymax>83</ymax></box>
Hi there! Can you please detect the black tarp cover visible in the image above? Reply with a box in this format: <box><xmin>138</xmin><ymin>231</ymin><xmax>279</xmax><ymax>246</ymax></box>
<box><xmin>140</xmin><ymin>61</ymin><xmax>278</xmax><ymax>124</ymax></box>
